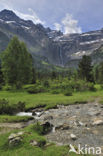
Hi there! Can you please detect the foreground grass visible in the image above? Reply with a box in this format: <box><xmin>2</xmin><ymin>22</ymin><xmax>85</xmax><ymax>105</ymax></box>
<box><xmin>0</xmin><ymin>88</ymin><xmax>98</xmax><ymax>155</ymax></box>
<box><xmin>0</xmin><ymin>115</ymin><xmax>33</xmax><ymax>123</ymax></box>
<box><xmin>0</xmin><ymin>88</ymin><xmax>103</xmax><ymax>110</ymax></box>
<box><xmin>0</xmin><ymin>124</ymin><xmax>90</xmax><ymax>156</ymax></box>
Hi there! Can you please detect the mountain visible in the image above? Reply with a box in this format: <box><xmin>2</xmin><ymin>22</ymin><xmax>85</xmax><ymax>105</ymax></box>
<box><xmin>0</xmin><ymin>9</ymin><xmax>61</xmax><ymax>67</ymax></box>
<box><xmin>0</xmin><ymin>9</ymin><xmax>103</xmax><ymax>69</ymax></box>
<box><xmin>49</xmin><ymin>30</ymin><xmax>103</xmax><ymax>67</ymax></box>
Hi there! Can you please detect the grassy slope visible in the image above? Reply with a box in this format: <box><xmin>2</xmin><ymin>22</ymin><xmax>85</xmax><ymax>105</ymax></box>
<box><xmin>0</xmin><ymin>124</ymin><xmax>90</xmax><ymax>156</ymax></box>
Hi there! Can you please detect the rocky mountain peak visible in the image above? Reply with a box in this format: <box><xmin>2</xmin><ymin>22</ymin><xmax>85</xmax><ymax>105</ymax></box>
<box><xmin>0</xmin><ymin>9</ymin><xmax>19</xmax><ymax>21</ymax></box>
<box><xmin>0</xmin><ymin>9</ymin><xmax>35</xmax><ymax>28</ymax></box>
<box><xmin>0</xmin><ymin>9</ymin><xmax>103</xmax><ymax>68</ymax></box>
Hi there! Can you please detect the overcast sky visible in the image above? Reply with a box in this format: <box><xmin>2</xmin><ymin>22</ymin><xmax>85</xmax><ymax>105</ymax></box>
<box><xmin>0</xmin><ymin>0</ymin><xmax>103</xmax><ymax>34</ymax></box>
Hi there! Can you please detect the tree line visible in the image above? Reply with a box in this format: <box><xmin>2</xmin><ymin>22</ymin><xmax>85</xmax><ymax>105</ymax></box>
<box><xmin>0</xmin><ymin>36</ymin><xmax>103</xmax><ymax>89</ymax></box>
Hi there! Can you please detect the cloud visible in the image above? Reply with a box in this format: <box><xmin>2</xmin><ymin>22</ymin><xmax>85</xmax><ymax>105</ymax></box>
<box><xmin>0</xmin><ymin>1</ymin><xmax>45</xmax><ymax>25</ymax></box>
<box><xmin>15</xmin><ymin>8</ymin><xmax>45</xmax><ymax>24</ymax></box>
<box><xmin>54</xmin><ymin>23</ymin><xmax>61</xmax><ymax>31</ymax></box>
<box><xmin>54</xmin><ymin>13</ymin><xmax>82</xmax><ymax>34</ymax></box>
<box><xmin>62</xmin><ymin>13</ymin><xmax>82</xmax><ymax>34</ymax></box>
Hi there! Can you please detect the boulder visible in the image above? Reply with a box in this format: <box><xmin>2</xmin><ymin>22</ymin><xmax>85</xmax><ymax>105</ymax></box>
<box><xmin>32</xmin><ymin>111</ymin><xmax>36</xmax><ymax>116</ymax></box>
<box><xmin>70</xmin><ymin>134</ymin><xmax>77</xmax><ymax>140</ymax></box>
<box><xmin>100</xmin><ymin>105</ymin><xmax>103</xmax><ymax>108</ymax></box>
<box><xmin>92</xmin><ymin>120</ymin><xmax>103</xmax><ymax>126</ymax></box>
<box><xmin>9</xmin><ymin>136</ymin><xmax>22</xmax><ymax>146</ymax></box>
<box><xmin>76</xmin><ymin>121</ymin><xmax>85</xmax><ymax>127</ymax></box>
<box><xmin>32</xmin><ymin>108</ymin><xmax>44</xmax><ymax>116</ymax></box>
<box><xmin>30</xmin><ymin>140</ymin><xmax>38</xmax><ymax>146</ymax></box>
<box><xmin>30</xmin><ymin>139</ymin><xmax>46</xmax><ymax>147</ymax></box>
<box><xmin>44</xmin><ymin>115</ymin><xmax>53</xmax><ymax>121</ymax></box>
<box><xmin>61</xmin><ymin>124</ymin><xmax>70</xmax><ymax>130</ymax></box>
<box><xmin>8</xmin><ymin>132</ymin><xmax>24</xmax><ymax>146</ymax></box>
<box><xmin>40</xmin><ymin>121</ymin><xmax>53</xmax><ymax>134</ymax></box>
<box><xmin>55</xmin><ymin>123</ymin><xmax>70</xmax><ymax>131</ymax></box>
<box><xmin>55</xmin><ymin>125</ymin><xmax>63</xmax><ymax>131</ymax></box>
<box><xmin>88</xmin><ymin>111</ymin><xmax>101</xmax><ymax>116</ymax></box>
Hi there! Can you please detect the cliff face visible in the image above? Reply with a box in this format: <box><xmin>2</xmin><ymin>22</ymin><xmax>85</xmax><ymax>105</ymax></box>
<box><xmin>50</xmin><ymin>30</ymin><xmax>103</xmax><ymax>66</ymax></box>
<box><xmin>0</xmin><ymin>9</ymin><xmax>103</xmax><ymax>68</ymax></box>
<box><xmin>0</xmin><ymin>9</ymin><xmax>61</xmax><ymax>65</ymax></box>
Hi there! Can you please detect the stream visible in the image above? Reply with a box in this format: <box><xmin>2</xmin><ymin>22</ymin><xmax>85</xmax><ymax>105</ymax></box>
<box><xmin>15</xmin><ymin>100</ymin><xmax>103</xmax><ymax>149</ymax></box>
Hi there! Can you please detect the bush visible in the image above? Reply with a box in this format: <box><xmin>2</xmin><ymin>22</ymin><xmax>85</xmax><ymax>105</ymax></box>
<box><xmin>43</xmin><ymin>80</ymin><xmax>50</xmax><ymax>88</ymax></box>
<box><xmin>0</xmin><ymin>85</ymin><xmax>2</xmax><ymax>90</ymax></box>
<box><xmin>67</xmin><ymin>80</ymin><xmax>96</xmax><ymax>92</ymax></box>
<box><xmin>27</xmin><ymin>85</ymin><xmax>45</xmax><ymax>94</ymax></box>
<box><xmin>16</xmin><ymin>101</ymin><xmax>25</xmax><ymax>111</ymax></box>
<box><xmin>38</xmin><ymin>139</ymin><xmax>46</xmax><ymax>147</ymax></box>
<box><xmin>23</xmin><ymin>84</ymin><xmax>35</xmax><ymax>90</ymax></box>
<box><xmin>86</xmin><ymin>82</ymin><xmax>96</xmax><ymax>91</ymax></box>
<box><xmin>100</xmin><ymin>84</ymin><xmax>103</xmax><ymax>89</ymax></box>
<box><xmin>33</xmin><ymin>122</ymin><xmax>53</xmax><ymax>135</ymax></box>
<box><xmin>33</xmin><ymin>122</ymin><xmax>44</xmax><ymax>135</ymax></box>
<box><xmin>3</xmin><ymin>85</ymin><xmax>12</xmax><ymax>91</ymax></box>
<box><xmin>51</xmin><ymin>90</ymin><xmax>60</xmax><ymax>94</ymax></box>
<box><xmin>0</xmin><ymin>99</ymin><xmax>25</xmax><ymax>115</ymax></box>
<box><xmin>64</xmin><ymin>89</ymin><xmax>72</xmax><ymax>96</ymax></box>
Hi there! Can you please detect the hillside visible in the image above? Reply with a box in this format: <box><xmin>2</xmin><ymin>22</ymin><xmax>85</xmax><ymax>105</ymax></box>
<box><xmin>0</xmin><ymin>9</ymin><xmax>103</xmax><ymax>68</ymax></box>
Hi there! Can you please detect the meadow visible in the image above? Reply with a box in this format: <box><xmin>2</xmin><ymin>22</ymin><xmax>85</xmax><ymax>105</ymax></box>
<box><xmin>0</xmin><ymin>85</ymin><xmax>102</xmax><ymax>156</ymax></box>
<box><xmin>0</xmin><ymin>85</ymin><xmax>102</xmax><ymax>110</ymax></box>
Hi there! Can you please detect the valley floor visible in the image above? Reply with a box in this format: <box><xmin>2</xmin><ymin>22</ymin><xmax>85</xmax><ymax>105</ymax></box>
<box><xmin>0</xmin><ymin>87</ymin><xmax>103</xmax><ymax>156</ymax></box>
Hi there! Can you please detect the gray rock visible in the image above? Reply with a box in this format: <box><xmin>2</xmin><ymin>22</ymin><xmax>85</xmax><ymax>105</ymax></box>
<box><xmin>92</xmin><ymin>120</ymin><xmax>103</xmax><ymax>126</ymax></box>
<box><xmin>8</xmin><ymin>132</ymin><xmax>24</xmax><ymax>146</ymax></box>
<box><xmin>32</xmin><ymin>111</ymin><xmax>36</xmax><ymax>116</ymax></box>
<box><xmin>30</xmin><ymin>140</ymin><xmax>38</xmax><ymax>146</ymax></box>
<box><xmin>44</xmin><ymin>115</ymin><xmax>53</xmax><ymax>121</ymax></box>
<box><xmin>9</xmin><ymin>136</ymin><xmax>22</xmax><ymax>146</ymax></box>
<box><xmin>70</xmin><ymin>134</ymin><xmax>77</xmax><ymax>140</ymax></box>
<box><xmin>40</xmin><ymin>121</ymin><xmax>53</xmax><ymax>134</ymax></box>
<box><xmin>8</xmin><ymin>132</ymin><xmax>24</xmax><ymax>140</ymax></box>
<box><xmin>88</xmin><ymin>111</ymin><xmax>101</xmax><ymax>116</ymax></box>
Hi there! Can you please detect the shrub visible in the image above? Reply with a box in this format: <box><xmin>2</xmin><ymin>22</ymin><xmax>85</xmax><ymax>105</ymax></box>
<box><xmin>64</xmin><ymin>89</ymin><xmax>72</xmax><ymax>96</ymax></box>
<box><xmin>86</xmin><ymin>82</ymin><xmax>96</xmax><ymax>91</ymax></box>
<box><xmin>68</xmin><ymin>80</ymin><xmax>96</xmax><ymax>92</ymax></box>
<box><xmin>0</xmin><ymin>99</ymin><xmax>25</xmax><ymax>115</ymax></box>
<box><xmin>23</xmin><ymin>84</ymin><xmax>35</xmax><ymax>90</ymax></box>
<box><xmin>0</xmin><ymin>85</ymin><xmax>2</xmax><ymax>90</ymax></box>
<box><xmin>27</xmin><ymin>85</ymin><xmax>45</xmax><ymax>94</ymax></box>
<box><xmin>43</xmin><ymin>80</ymin><xmax>50</xmax><ymax>88</ymax></box>
<box><xmin>33</xmin><ymin>122</ymin><xmax>53</xmax><ymax>135</ymax></box>
<box><xmin>51</xmin><ymin>90</ymin><xmax>60</xmax><ymax>94</ymax></box>
<box><xmin>16</xmin><ymin>101</ymin><xmax>25</xmax><ymax>112</ymax></box>
<box><xmin>100</xmin><ymin>84</ymin><xmax>103</xmax><ymax>89</ymax></box>
<box><xmin>3</xmin><ymin>85</ymin><xmax>12</xmax><ymax>91</ymax></box>
<box><xmin>33</xmin><ymin>122</ymin><xmax>43</xmax><ymax>135</ymax></box>
<box><xmin>38</xmin><ymin>139</ymin><xmax>46</xmax><ymax>147</ymax></box>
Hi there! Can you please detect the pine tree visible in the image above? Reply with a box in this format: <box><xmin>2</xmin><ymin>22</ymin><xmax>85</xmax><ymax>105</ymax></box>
<box><xmin>98</xmin><ymin>62</ymin><xmax>103</xmax><ymax>84</ymax></box>
<box><xmin>1</xmin><ymin>36</ymin><xmax>33</xmax><ymax>88</ymax></box>
<box><xmin>78</xmin><ymin>55</ymin><xmax>93</xmax><ymax>82</ymax></box>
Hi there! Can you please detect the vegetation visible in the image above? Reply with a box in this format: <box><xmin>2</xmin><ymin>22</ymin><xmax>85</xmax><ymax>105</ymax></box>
<box><xmin>0</xmin><ymin>37</ymin><xmax>103</xmax><ymax>156</ymax></box>
<box><xmin>78</xmin><ymin>55</ymin><xmax>94</xmax><ymax>82</ymax></box>
<box><xmin>0</xmin><ymin>124</ymin><xmax>90</xmax><ymax>156</ymax></box>
<box><xmin>0</xmin><ymin>99</ymin><xmax>25</xmax><ymax>115</ymax></box>
<box><xmin>0</xmin><ymin>115</ymin><xmax>33</xmax><ymax>123</ymax></box>
<box><xmin>0</xmin><ymin>85</ymin><xmax>102</xmax><ymax>111</ymax></box>
<box><xmin>1</xmin><ymin>36</ymin><xmax>33</xmax><ymax>88</ymax></box>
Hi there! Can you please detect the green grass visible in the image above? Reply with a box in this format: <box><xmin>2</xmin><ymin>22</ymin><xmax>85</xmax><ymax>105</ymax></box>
<box><xmin>0</xmin><ymin>124</ymin><xmax>89</xmax><ymax>156</ymax></box>
<box><xmin>0</xmin><ymin>115</ymin><xmax>33</xmax><ymax>123</ymax></box>
<box><xmin>0</xmin><ymin>88</ymin><xmax>99</xmax><ymax>155</ymax></box>
<box><xmin>0</xmin><ymin>88</ymin><xmax>103</xmax><ymax>110</ymax></box>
